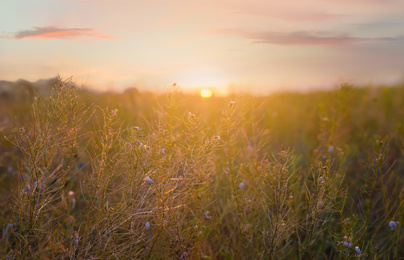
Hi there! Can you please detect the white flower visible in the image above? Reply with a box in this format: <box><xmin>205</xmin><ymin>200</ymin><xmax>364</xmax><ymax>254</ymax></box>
<box><xmin>355</xmin><ymin>246</ymin><xmax>361</xmax><ymax>257</ymax></box>
<box><xmin>213</xmin><ymin>136</ymin><xmax>220</xmax><ymax>140</ymax></box>
<box><xmin>204</xmin><ymin>211</ymin><xmax>211</xmax><ymax>219</ymax></box>
<box><xmin>328</xmin><ymin>145</ymin><xmax>334</xmax><ymax>153</ymax></box>
<box><xmin>144</xmin><ymin>221</ymin><xmax>151</xmax><ymax>230</ymax></box>
<box><xmin>161</xmin><ymin>148</ymin><xmax>167</xmax><ymax>155</ymax></box>
<box><xmin>229</xmin><ymin>101</ymin><xmax>235</xmax><ymax>107</ymax></box>
<box><xmin>68</xmin><ymin>191</ymin><xmax>75</xmax><ymax>197</ymax></box>
<box><xmin>144</xmin><ymin>176</ymin><xmax>154</xmax><ymax>185</ymax></box>
<box><xmin>111</xmin><ymin>109</ymin><xmax>118</xmax><ymax>117</ymax></box>
<box><xmin>322</xmin><ymin>117</ymin><xmax>329</xmax><ymax>122</ymax></box>
<box><xmin>143</xmin><ymin>144</ymin><xmax>150</xmax><ymax>151</ymax></box>
<box><xmin>132</xmin><ymin>126</ymin><xmax>140</xmax><ymax>131</ymax></box>
<box><xmin>319</xmin><ymin>176</ymin><xmax>325</xmax><ymax>184</ymax></box>
<box><xmin>239</xmin><ymin>182</ymin><xmax>245</xmax><ymax>189</ymax></box>
<box><xmin>389</xmin><ymin>220</ymin><xmax>397</xmax><ymax>230</ymax></box>
<box><xmin>180</xmin><ymin>252</ymin><xmax>188</xmax><ymax>260</ymax></box>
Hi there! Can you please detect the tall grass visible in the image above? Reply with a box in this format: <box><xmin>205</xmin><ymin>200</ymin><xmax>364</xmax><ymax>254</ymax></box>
<box><xmin>0</xmin><ymin>78</ymin><xmax>403</xmax><ymax>259</ymax></box>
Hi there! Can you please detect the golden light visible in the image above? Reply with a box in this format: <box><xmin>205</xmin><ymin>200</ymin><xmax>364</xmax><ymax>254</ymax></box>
<box><xmin>200</xmin><ymin>89</ymin><xmax>213</xmax><ymax>98</ymax></box>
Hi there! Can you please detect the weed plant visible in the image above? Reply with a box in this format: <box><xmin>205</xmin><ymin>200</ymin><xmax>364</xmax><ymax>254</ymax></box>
<box><xmin>0</xmin><ymin>78</ymin><xmax>403</xmax><ymax>259</ymax></box>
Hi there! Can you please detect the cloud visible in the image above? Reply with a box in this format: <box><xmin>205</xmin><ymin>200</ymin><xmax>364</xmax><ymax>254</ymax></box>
<box><xmin>217</xmin><ymin>29</ymin><xmax>400</xmax><ymax>46</ymax></box>
<box><xmin>235</xmin><ymin>8</ymin><xmax>345</xmax><ymax>23</ymax></box>
<box><xmin>12</xmin><ymin>27</ymin><xmax>115</xmax><ymax>40</ymax></box>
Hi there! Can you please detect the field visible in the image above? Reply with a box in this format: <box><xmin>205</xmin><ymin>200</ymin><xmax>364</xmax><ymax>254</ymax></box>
<box><xmin>0</xmin><ymin>78</ymin><xmax>403</xmax><ymax>259</ymax></box>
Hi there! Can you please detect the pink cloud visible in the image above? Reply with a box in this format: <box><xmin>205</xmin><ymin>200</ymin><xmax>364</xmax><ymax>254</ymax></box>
<box><xmin>217</xmin><ymin>29</ymin><xmax>400</xmax><ymax>46</ymax></box>
<box><xmin>13</xmin><ymin>27</ymin><xmax>115</xmax><ymax>40</ymax></box>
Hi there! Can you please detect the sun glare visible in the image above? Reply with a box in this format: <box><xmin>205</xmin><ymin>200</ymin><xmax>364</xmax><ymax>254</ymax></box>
<box><xmin>201</xmin><ymin>89</ymin><xmax>213</xmax><ymax>98</ymax></box>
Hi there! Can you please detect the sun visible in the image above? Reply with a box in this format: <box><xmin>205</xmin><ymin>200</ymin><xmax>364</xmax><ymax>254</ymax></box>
<box><xmin>200</xmin><ymin>89</ymin><xmax>213</xmax><ymax>98</ymax></box>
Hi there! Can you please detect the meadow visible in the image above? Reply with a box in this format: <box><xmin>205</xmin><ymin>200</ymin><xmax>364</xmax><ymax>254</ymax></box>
<box><xmin>0</xmin><ymin>77</ymin><xmax>403</xmax><ymax>259</ymax></box>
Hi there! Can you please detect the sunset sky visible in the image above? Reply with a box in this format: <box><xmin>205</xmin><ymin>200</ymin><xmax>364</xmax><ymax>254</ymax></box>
<box><xmin>1</xmin><ymin>0</ymin><xmax>404</xmax><ymax>94</ymax></box>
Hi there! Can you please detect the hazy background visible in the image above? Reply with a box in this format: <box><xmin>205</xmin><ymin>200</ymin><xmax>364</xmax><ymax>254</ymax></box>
<box><xmin>1</xmin><ymin>0</ymin><xmax>404</xmax><ymax>94</ymax></box>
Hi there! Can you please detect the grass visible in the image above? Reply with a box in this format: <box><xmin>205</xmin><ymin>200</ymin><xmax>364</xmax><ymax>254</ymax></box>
<box><xmin>0</xmin><ymin>77</ymin><xmax>403</xmax><ymax>259</ymax></box>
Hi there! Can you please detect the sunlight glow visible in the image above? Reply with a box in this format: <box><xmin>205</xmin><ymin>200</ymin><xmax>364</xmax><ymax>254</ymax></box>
<box><xmin>200</xmin><ymin>89</ymin><xmax>213</xmax><ymax>98</ymax></box>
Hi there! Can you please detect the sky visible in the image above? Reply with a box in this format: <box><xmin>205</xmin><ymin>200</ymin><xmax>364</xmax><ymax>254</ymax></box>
<box><xmin>1</xmin><ymin>0</ymin><xmax>404</xmax><ymax>94</ymax></box>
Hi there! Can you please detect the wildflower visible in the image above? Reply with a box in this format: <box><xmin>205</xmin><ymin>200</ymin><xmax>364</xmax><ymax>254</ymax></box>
<box><xmin>318</xmin><ymin>201</ymin><xmax>324</xmax><ymax>208</ymax></box>
<box><xmin>77</xmin><ymin>162</ymin><xmax>85</xmax><ymax>169</ymax></box>
<box><xmin>213</xmin><ymin>136</ymin><xmax>220</xmax><ymax>140</ymax></box>
<box><xmin>67</xmin><ymin>191</ymin><xmax>76</xmax><ymax>209</ymax></box>
<box><xmin>229</xmin><ymin>101</ymin><xmax>235</xmax><ymax>107</ymax></box>
<box><xmin>143</xmin><ymin>144</ymin><xmax>150</xmax><ymax>151</ymax></box>
<box><xmin>319</xmin><ymin>176</ymin><xmax>325</xmax><ymax>184</ymax></box>
<box><xmin>111</xmin><ymin>109</ymin><xmax>118</xmax><ymax>117</ymax></box>
<box><xmin>243</xmin><ymin>224</ymin><xmax>249</xmax><ymax>232</ymax></box>
<box><xmin>72</xmin><ymin>231</ymin><xmax>79</xmax><ymax>247</ymax></box>
<box><xmin>188</xmin><ymin>112</ymin><xmax>196</xmax><ymax>119</ymax></box>
<box><xmin>279</xmin><ymin>150</ymin><xmax>288</xmax><ymax>159</ymax></box>
<box><xmin>246</xmin><ymin>205</ymin><xmax>252</xmax><ymax>214</ymax></box>
<box><xmin>161</xmin><ymin>148</ymin><xmax>167</xmax><ymax>155</ymax></box>
<box><xmin>204</xmin><ymin>211</ymin><xmax>211</xmax><ymax>219</ymax></box>
<box><xmin>2</xmin><ymin>223</ymin><xmax>16</xmax><ymax>240</ymax></box>
<box><xmin>355</xmin><ymin>246</ymin><xmax>361</xmax><ymax>257</ymax></box>
<box><xmin>239</xmin><ymin>182</ymin><xmax>245</xmax><ymax>189</ymax></box>
<box><xmin>180</xmin><ymin>252</ymin><xmax>189</xmax><ymax>260</ymax></box>
<box><xmin>343</xmin><ymin>241</ymin><xmax>352</xmax><ymax>248</ymax></box>
<box><xmin>322</xmin><ymin>117</ymin><xmax>329</xmax><ymax>122</ymax></box>
<box><xmin>342</xmin><ymin>236</ymin><xmax>352</xmax><ymax>248</ymax></box>
<box><xmin>132</xmin><ymin>126</ymin><xmax>140</xmax><ymax>131</ymax></box>
<box><xmin>144</xmin><ymin>176</ymin><xmax>154</xmax><ymax>185</ymax></box>
<box><xmin>328</xmin><ymin>145</ymin><xmax>334</xmax><ymax>153</ymax></box>
<box><xmin>389</xmin><ymin>220</ymin><xmax>397</xmax><ymax>230</ymax></box>
<box><xmin>22</xmin><ymin>184</ymin><xmax>31</xmax><ymax>194</ymax></box>
<box><xmin>144</xmin><ymin>221</ymin><xmax>151</xmax><ymax>230</ymax></box>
